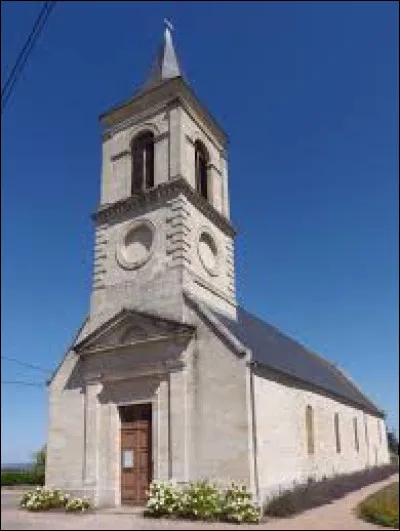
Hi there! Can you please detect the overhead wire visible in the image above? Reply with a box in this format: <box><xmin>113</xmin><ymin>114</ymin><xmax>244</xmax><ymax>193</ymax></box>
<box><xmin>1</xmin><ymin>2</ymin><xmax>58</xmax><ymax>387</ymax></box>
<box><xmin>1</xmin><ymin>1</ymin><xmax>57</xmax><ymax>113</ymax></box>
<box><xmin>1</xmin><ymin>355</ymin><xmax>52</xmax><ymax>374</ymax></box>
<box><xmin>1</xmin><ymin>380</ymin><xmax>45</xmax><ymax>388</ymax></box>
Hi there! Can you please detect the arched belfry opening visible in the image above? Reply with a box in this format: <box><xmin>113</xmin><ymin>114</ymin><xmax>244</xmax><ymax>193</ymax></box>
<box><xmin>131</xmin><ymin>131</ymin><xmax>155</xmax><ymax>194</ymax></box>
<box><xmin>194</xmin><ymin>140</ymin><xmax>209</xmax><ymax>201</ymax></box>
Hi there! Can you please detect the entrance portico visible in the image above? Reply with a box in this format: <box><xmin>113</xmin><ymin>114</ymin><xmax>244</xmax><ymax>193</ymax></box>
<box><xmin>72</xmin><ymin>310</ymin><xmax>194</xmax><ymax>506</ymax></box>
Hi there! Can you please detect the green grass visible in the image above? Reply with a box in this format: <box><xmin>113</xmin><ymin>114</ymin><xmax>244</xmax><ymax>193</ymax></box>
<box><xmin>357</xmin><ymin>482</ymin><xmax>399</xmax><ymax>528</ymax></box>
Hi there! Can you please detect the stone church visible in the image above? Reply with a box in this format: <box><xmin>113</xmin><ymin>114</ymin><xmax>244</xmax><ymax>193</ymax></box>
<box><xmin>46</xmin><ymin>25</ymin><xmax>389</xmax><ymax>507</ymax></box>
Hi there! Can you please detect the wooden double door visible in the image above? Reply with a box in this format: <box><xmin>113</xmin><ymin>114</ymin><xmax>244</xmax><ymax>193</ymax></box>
<box><xmin>120</xmin><ymin>403</ymin><xmax>152</xmax><ymax>505</ymax></box>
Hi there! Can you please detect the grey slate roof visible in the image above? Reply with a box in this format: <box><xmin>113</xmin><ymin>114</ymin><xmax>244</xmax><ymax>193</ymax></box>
<box><xmin>209</xmin><ymin>305</ymin><xmax>383</xmax><ymax>416</ymax></box>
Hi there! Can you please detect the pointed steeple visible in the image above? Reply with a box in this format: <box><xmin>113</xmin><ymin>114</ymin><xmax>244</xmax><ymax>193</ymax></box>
<box><xmin>143</xmin><ymin>20</ymin><xmax>182</xmax><ymax>91</ymax></box>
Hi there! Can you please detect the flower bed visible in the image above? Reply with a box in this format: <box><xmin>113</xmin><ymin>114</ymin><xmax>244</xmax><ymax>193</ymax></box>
<box><xmin>144</xmin><ymin>480</ymin><xmax>260</xmax><ymax>524</ymax></box>
<box><xmin>20</xmin><ymin>487</ymin><xmax>92</xmax><ymax>513</ymax></box>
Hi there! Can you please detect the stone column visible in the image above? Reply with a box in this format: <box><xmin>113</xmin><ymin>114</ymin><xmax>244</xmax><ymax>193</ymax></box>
<box><xmin>83</xmin><ymin>374</ymin><xmax>102</xmax><ymax>504</ymax></box>
<box><xmin>110</xmin><ymin>150</ymin><xmax>131</xmax><ymax>202</ymax></box>
<box><xmin>208</xmin><ymin>163</ymin><xmax>223</xmax><ymax>213</ymax></box>
<box><xmin>154</xmin><ymin>132</ymin><xmax>169</xmax><ymax>187</ymax></box>
<box><xmin>184</xmin><ymin>134</ymin><xmax>196</xmax><ymax>189</ymax></box>
<box><xmin>156</xmin><ymin>376</ymin><xmax>170</xmax><ymax>480</ymax></box>
<box><xmin>168</xmin><ymin>362</ymin><xmax>189</xmax><ymax>483</ymax></box>
<box><xmin>169</xmin><ymin>105</ymin><xmax>181</xmax><ymax>179</ymax></box>
<box><xmin>220</xmin><ymin>153</ymin><xmax>230</xmax><ymax>218</ymax></box>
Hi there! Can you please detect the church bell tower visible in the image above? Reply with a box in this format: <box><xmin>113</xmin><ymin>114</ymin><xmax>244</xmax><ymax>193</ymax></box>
<box><xmin>90</xmin><ymin>23</ymin><xmax>236</xmax><ymax>322</ymax></box>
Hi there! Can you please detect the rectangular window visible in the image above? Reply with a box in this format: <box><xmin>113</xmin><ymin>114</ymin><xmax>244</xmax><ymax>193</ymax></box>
<box><xmin>364</xmin><ymin>414</ymin><xmax>369</xmax><ymax>447</ymax></box>
<box><xmin>353</xmin><ymin>417</ymin><xmax>359</xmax><ymax>452</ymax></box>
<box><xmin>306</xmin><ymin>405</ymin><xmax>315</xmax><ymax>455</ymax></box>
<box><xmin>377</xmin><ymin>419</ymin><xmax>382</xmax><ymax>443</ymax></box>
<box><xmin>334</xmin><ymin>413</ymin><xmax>341</xmax><ymax>453</ymax></box>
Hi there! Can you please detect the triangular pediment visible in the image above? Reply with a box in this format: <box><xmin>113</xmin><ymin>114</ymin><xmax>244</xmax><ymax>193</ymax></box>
<box><xmin>74</xmin><ymin>308</ymin><xmax>194</xmax><ymax>354</ymax></box>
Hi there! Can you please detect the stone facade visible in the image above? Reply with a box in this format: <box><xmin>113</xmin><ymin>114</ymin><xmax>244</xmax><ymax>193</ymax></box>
<box><xmin>46</xmin><ymin>28</ymin><xmax>390</xmax><ymax>508</ymax></box>
<box><xmin>46</xmin><ymin>297</ymin><xmax>389</xmax><ymax>507</ymax></box>
<box><xmin>252</xmin><ymin>368</ymin><xmax>389</xmax><ymax>502</ymax></box>
<box><xmin>46</xmin><ymin>303</ymin><xmax>251</xmax><ymax>506</ymax></box>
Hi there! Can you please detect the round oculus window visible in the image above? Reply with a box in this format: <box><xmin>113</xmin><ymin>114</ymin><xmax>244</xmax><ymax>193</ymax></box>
<box><xmin>116</xmin><ymin>220</ymin><xmax>155</xmax><ymax>270</ymax></box>
<box><xmin>198</xmin><ymin>230</ymin><xmax>219</xmax><ymax>276</ymax></box>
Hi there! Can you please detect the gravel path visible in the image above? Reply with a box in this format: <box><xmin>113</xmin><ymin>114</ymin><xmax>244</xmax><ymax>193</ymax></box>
<box><xmin>1</xmin><ymin>474</ymin><xmax>398</xmax><ymax>530</ymax></box>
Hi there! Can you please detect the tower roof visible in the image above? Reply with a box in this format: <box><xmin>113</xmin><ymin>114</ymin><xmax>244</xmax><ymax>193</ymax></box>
<box><xmin>100</xmin><ymin>22</ymin><xmax>227</xmax><ymax>146</ymax></box>
<box><xmin>143</xmin><ymin>20</ymin><xmax>182</xmax><ymax>91</ymax></box>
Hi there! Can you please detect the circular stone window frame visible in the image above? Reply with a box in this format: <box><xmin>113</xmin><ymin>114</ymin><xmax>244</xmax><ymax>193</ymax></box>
<box><xmin>197</xmin><ymin>226</ymin><xmax>220</xmax><ymax>277</ymax></box>
<box><xmin>116</xmin><ymin>219</ymin><xmax>156</xmax><ymax>271</ymax></box>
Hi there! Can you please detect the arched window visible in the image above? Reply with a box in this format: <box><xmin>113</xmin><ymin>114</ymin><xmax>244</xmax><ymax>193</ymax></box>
<box><xmin>305</xmin><ymin>405</ymin><xmax>315</xmax><ymax>455</ymax></box>
<box><xmin>334</xmin><ymin>413</ymin><xmax>341</xmax><ymax>454</ymax></box>
<box><xmin>195</xmin><ymin>140</ymin><xmax>209</xmax><ymax>201</ymax></box>
<box><xmin>131</xmin><ymin>131</ymin><xmax>154</xmax><ymax>194</ymax></box>
<box><xmin>353</xmin><ymin>417</ymin><xmax>359</xmax><ymax>452</ymax></box>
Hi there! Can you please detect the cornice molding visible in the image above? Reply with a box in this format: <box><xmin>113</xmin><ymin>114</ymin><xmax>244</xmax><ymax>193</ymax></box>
<box><xmin>110</xmin><ymin>149</ymin><xmax>130</xmax><ymax>162</ymax></box>
<box><xmin>100</xmin><ymin>78</ymin><xmax>227</xmax><ymax>149</ymax></box>
<box><xmin>154</xmin><ymin>131</ymin><xmax>169</xmax><ymax>143</ymax></box>
<box><xmin>78</xmin><ymin>331</ymin><xmax>193</xmax><ymax>356</ymax></box>
<box><xmin>92</xmin><ymin>178</ymin><xmax>236</xmax><ymax>238</ymax></box>
<box><xmin>185</xmin><ymin>133</ymin><xmax>195</xmax><ymax>145</ymax></box>
<box><xmin>207</xmin><ymin>162</ymin><xmax>222</xmax><ymax>175</ymax></box>
<box><xmin>101</xmin><ymin>100</ymin><xmax>169</xmax><ymax>139</ymax></box>
<box><xmin>192</xmin><ymin>274</ymin><xmax>235</xmax><ymax>306</ymax></box>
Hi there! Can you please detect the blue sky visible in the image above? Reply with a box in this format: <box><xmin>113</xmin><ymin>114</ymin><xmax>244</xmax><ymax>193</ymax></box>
<box><xmin>1</xmin><ymin>1</ymin><xmax>398</xmax><ymax>463</ymax></box>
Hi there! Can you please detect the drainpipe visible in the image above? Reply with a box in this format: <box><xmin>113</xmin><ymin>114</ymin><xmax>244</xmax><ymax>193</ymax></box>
<box><xmin>248</xmin><ymin>360</ymin><xmax>260</xmax><ymax>503</ymax></box>
<box><xmin>167</xmin><ymin>370</ymin><xmax>172</xmax><ymax>480</ymax></box>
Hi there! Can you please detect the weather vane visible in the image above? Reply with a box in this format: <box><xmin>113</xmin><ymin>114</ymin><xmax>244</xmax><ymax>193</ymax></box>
<box><xmin>164</xmin><ymin>18</ymin><xmax>174</xmax><ymax>32</ymax></box>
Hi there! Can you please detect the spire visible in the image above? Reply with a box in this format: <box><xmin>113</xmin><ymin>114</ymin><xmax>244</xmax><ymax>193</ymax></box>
<box><xmin>143</xmin><ymin>20</ymin><xmax>182</xmax><ymax>91</ymax></box>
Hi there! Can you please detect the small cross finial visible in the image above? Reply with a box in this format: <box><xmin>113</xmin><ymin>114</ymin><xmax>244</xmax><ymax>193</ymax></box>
<box><xmin>164</xmin><ymin>18</ymin><xmax>174</xmax><ymax>32</ymax></box>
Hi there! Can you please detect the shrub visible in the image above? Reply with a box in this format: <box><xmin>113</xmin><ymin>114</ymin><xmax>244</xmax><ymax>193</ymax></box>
<box><xmin>145</xmin><ymin>480</ymin><xmax>260</xmax><ymax>524</ymax></box>
<box><xmin>32</xmin><ymin>445</ymin><xmax>46</xmax><ymax>480</ymax></box>
<box><xmin>358</xmin><ymin>482</ymin><xmax>399</xmax><ymax>528</ymax></box>
<box><xmin>20</xmin><ymin>487</ymin><xmax>69</xmax><ymax>511</ymax></box>
<box><xmin>145</xmin><ymin>481</ymin><xmax>181</xmax><ymax>517</ymax></box>
<box><xmin>1</xmin><ymin>470</ymin><xmax>44</xmax><ymax>486</ymax></box>
<box><xmin>221</xmin><ymin>483</ymin><xmax>260</xmax><ymax>523</ymax></box>
<box><xmin>265</xmin><ymin>463</ymin><xmax>398</xmax><ymax>518</ymax></box>
<box><xmin>20</xmin><ymin>487</ymin><xmax>92</xmax><ymax>513</ymax></box>
<box><xmin>177</xmin><ymin>480</ymin><xmax>222</xmax><ymax>521</ymax></box>
<box><xmin>65</xmin><ymin>497</ymin><xmax>92</xmax><ymax>513</ymax></box>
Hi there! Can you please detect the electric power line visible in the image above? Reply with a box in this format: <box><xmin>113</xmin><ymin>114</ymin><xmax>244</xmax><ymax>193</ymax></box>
<box><xmin>1</xmin><ymin>2</ymin><xmax>52</xmax><ymax>100</ymax></box>
<box><xmin>12</xmin><ymin>371</ymin><xmax>45</xmax><ymax>379</ymax></box>
<box><xmin>1</xmin><ymin>1</ymin><xmax>57</xmax><ymax>114</ymax></box>
<box><xmin>1</xmin><ymin>380</ymin><xmax>45</xmax><ymax>388</ymax></box>
<box><xmin>1</xmin><ymin>355</ymin><xmax>52</xmax><ymax>374</ymax></box>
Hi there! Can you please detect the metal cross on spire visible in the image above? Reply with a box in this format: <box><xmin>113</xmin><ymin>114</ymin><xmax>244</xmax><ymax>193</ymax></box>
<box><xmin>164</xmin><ymin>18</ymin><xmax>174</xmax><ymax>32</ymax></box>
<box><xmin>142</xmin><ymin>19</ymin><xmax>182</xmax><ymax>90</ymax></box>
